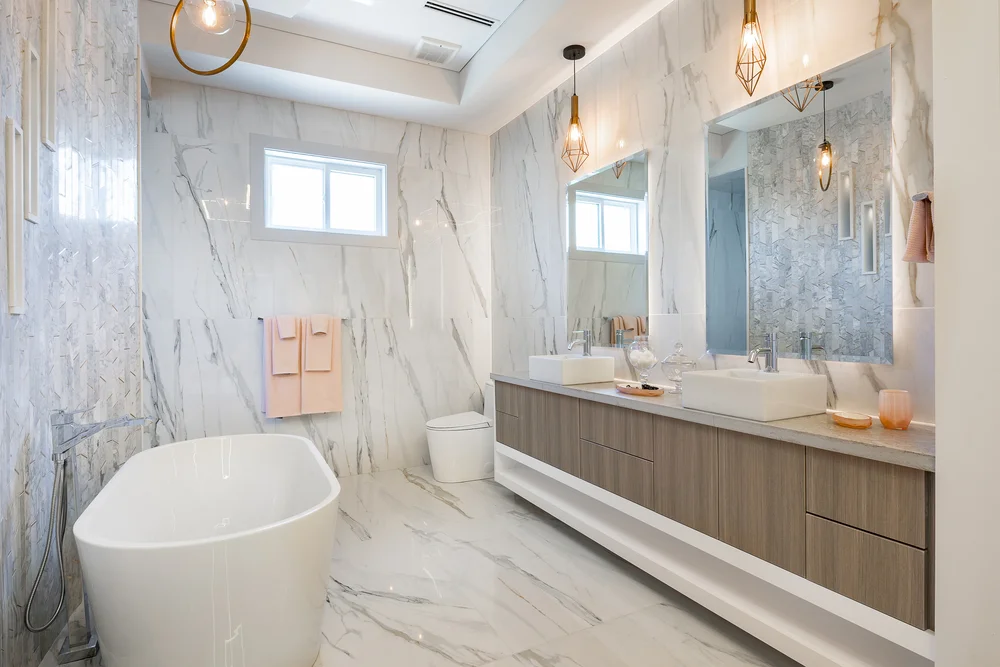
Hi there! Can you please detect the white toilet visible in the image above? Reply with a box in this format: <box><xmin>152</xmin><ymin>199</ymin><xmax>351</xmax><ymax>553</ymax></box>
<box><xmin>426</xmin><ymin>380</ymin><xmax>496</xmax><ymax>483</ymax></box>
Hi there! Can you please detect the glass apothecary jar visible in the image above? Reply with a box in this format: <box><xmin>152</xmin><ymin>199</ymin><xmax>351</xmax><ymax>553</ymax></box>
<box><xmin>627</xmin><ymin>336</ymin><xmax>658</xmax><ymax>384</ymax></box>
<box><xmin>661</xmin><ymin>342</ymin><xmax>696</xmax><ymax>394</ymax></box>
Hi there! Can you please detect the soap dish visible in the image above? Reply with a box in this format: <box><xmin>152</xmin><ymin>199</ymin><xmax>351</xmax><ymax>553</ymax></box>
<box><xmin>832</xmin><ymin>412</ymin><xmax>873</xmax><ymax>429</ymax></box>
<box><xmin>617</xmin><ymin>383</ymin><xmax>665</xmax><ymax>397</ymax></box>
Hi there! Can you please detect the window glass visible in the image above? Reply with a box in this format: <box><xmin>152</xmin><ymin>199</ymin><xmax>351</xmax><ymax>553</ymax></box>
<box><xmin>329</xmin><ymin>170</ymin><xmax>378</xmax><ymax>234</ymax></box>
<box><xmin>603</xmin><ymin>202</ymin><xmax>633</xmax><ymax>253</ymax></box>
<box><xmin>576</xmin><ymin>200</ymin><xmax>600</xmax><ymax>249</ymax></box>
<box><xmin>269</xmin><ymin>162</ymin><xmax>325</xmax><ymax>230</ymax></box>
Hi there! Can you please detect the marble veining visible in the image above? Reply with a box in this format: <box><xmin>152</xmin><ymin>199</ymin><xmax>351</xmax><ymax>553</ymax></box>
<box><xmin>1</xmin><ymin>0</ymin><xmax>141</xmax><ymax>666</ymax></box>
<box><xmin>44</xmin><ymin>466</ymin><xmax>800</xmax><ymax>667</ymax></box>
<box><xmin>492</xmin><ymin>372</ymin><xmax>935</xmax><ymax>472</ymax></box>
<box><xmin>491</xmin><ymin>0</ymin><xmax>935</xmax><ymax>423</ymax></box>
<box><xmin>142</xmin><ymin>79</ymin><xmax>492</xmax><ymax>475</ymax></box>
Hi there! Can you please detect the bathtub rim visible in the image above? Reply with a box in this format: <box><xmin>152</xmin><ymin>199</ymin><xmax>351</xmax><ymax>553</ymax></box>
<box><xmin>73</xmin><ymin>433</ymin><xmax>340</xmax><ymax>552</ymax></box>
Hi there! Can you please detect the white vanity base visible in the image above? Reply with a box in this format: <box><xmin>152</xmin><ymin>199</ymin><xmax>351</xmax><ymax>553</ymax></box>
<box><xmin>494</xmin><ymin>444</ymin><xmax>934</xmax><ymax>667</ymax></box>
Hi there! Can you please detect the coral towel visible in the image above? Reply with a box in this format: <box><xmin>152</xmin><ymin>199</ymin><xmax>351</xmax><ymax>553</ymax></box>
<box><xmin>301</xmin><ymin>316</ymin><xmax>343</xmax><ymax>415</ymax></box>
<box><xmin>263</xmin><ymin>317</ymin><xmax>302</xmax><ymax>418</ymax></box>
<box><xmin>903</xmin><ymin>192</ymin><xmax>935</xmax><ymax>263</ymax></box>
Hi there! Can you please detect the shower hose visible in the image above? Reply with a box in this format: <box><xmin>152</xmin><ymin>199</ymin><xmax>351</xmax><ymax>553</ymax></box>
<box><xmin>24</xmin><ymin>456</ymin><xmax>69</xmax><ymax>633</ymax></box>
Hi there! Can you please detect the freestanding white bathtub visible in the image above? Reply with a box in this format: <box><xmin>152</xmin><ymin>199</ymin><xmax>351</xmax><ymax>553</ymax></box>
<box><xmin>74</xmin><ymin>434</ymin><xmax>340</xmax><ymax>667</ymax></box>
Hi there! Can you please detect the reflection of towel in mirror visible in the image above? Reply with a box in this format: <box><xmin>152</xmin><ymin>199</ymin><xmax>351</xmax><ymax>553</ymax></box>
<box><xmin>903</xmin><ymin>192</ymin><xmax>934</xmax><ymax>263</ymax></box>
<box><xmin>613</xmin><ymin>316</ymin><xmax>646</xmax><ymax>341</ymax></box>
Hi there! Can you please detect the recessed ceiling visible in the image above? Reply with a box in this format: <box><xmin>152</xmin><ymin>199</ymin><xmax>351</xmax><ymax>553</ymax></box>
<box><xmin>140</xmin><ymin>0</ymin><xmax>676</xmax><ymax>133</ymax></box>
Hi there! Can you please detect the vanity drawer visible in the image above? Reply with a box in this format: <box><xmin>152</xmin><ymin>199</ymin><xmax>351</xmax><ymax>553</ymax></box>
<box><xmin>579</xmin><ymin>401</ymin><xmax>654</xmax><ymax>460</ymax></box>
<box><xmin>495</xmin><ymin>412</ymin><xmax>521</xmax><ymax>452</ymax></box>
<box><xmin>652</xmin><ymin>417</ymin><xmax>719</xmax><ymax>538</ymax></box>
<box><xmin>495</xmin><ymin>381</ymin><xmax>523</xmax><ymax>417</ymax></box>
<box><xmin>807</xmin><ymin>449</ymin><xmax>927</xmax><ymax>548</ymax></box>
<box><xmin>806</xmin><ymin>514</ymin><xmax>927</xmax><ymax>629</ymax></box>
<box><xmin>579</xmin><ymin>439</ymin><xmax>654</xmax><ymax>509</ymax></box>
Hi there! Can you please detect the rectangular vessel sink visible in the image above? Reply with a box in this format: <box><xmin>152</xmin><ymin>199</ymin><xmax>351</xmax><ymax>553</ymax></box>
<box><xmin>528</xmin><ymin>355</ymin><xmax>615</xmax><ymax>386</ymax></box>
<box><xmin>682</xmin><ymin>369</ymin><xmax>827</xmax><ymax>421</ymax></box>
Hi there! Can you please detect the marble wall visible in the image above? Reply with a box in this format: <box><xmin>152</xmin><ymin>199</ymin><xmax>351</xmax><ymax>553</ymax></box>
<box><xmin>491</xmin><ymin>0</ymin><xmax>935</xmax><ymax>422</ymax></box>
<box><xmin>0</xmin><ymin>0</ymin><xmax>141</xmax><ymax>665</ymax></box>
<box><xmin>706</xmin><ymin>170</ymin><xmax>746</xmax><ymax>355</ymax></box>
<box><xmin>141</xmin><ymin>79</ymin><xmax>492</xmax><ymax>476</ymax></box>
<box><xmin>747</xmin><ymin>92</ymin><xmax>893</xmax><ymax>362</ymax></box>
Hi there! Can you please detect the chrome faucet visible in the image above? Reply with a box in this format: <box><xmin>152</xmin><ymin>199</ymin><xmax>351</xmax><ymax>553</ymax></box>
<box><xmin>568</xmin><ymin>330</ymin><xmax>593</xmax><ymax>357</ymax></box>
<box><xmin>51</xmin><ymin>408</ymin><xmax>151</xmax><ymax>461</ymax></box>
<box><xmin>798</xmin><ymin>332</ymin><xmax>826</xmax><ymax>361</ymax></box>
<box><xmin>748</xmin><ymin>330</ymin><xmax>779</xmax><ymax>373</ymax></box>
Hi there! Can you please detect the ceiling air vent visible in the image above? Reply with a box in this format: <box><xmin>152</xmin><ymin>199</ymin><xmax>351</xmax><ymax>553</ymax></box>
<box><xmin>414</xmin><ymin>37</ymin><xmax>463</xmax><ymax>65</ymax></box>
<box><xmin>424</xmin><ymin>1</ymin><xmax>496</xmax><ymax>27</ymax></box>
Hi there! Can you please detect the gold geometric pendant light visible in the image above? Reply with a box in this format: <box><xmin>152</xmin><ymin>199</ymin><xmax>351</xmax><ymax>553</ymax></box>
<box><xmin>170</xmin><ymin>0</ymin><xmax>252</xmax><ymax>76</ymax></box>
<box><xmin>781</xmin><ymin>74</ymin><xmax>823</xmax><ymax>112</ymax></box>
<box><xmin>735</xmin><ymin>0</ymin><xmax>766</xmax><ymax>96</ymax></box>
<box><xmin>561</xmin><ymin>45</ymin><xmax>590</xmax><ymax>173</ymax></box>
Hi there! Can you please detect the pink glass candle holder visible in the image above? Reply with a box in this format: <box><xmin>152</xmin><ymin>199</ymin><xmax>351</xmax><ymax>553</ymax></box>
<box><xmin>879</xmin><ymin>390</ymin><xmax>913</xmax><ymax>430</ymax></box>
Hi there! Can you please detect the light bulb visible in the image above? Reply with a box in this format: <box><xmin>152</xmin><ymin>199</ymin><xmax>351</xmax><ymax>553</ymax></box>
<box><xmin>184</xmin><ymin>0</ymin><xmax>237</xmax><ymax>35</ymax></box>
<box><xmin>742</xmin><ymin>23</ymin><xmax>762</xmax><ymax>49</ymax></box>
<box><xmin>569</xmin><ymin>124</ymin><xmax>582</xmax><ymax>141</ymax></box>
<box><xmin>821</xmin><ymin>152</ymin><xmax>831</xmax><ymax>167</ymax></box>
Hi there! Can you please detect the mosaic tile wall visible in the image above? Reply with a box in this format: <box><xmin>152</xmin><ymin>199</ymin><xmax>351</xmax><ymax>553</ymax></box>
<box><xmin>747</xmin><ymin>92</ymin><xmax>892</xmax><ymax>363</ymax></box>
<box><xmin>141</xmin><ymin>79</ymin><xmax>491</xmax><ymax>476</ymax></box>
<box><xmin>491</xmin><ymin>0</ymin><xmax>935</xmax><ymax>422</ymax></box>
<box><xmin>0</xmin><ymin>0</ymin><xmax>141</xmax><ymax>665</ymax></box>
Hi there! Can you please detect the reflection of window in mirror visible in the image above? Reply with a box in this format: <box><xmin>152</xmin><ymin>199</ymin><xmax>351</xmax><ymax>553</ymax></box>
<box><xmin>573</xmin><ymin>191</ymin><xmax>647</xmax><ymax>255</ymax></box>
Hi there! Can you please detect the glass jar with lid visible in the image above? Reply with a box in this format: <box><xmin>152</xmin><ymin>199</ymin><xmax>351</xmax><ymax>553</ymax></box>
<box><xmin>627</xmin><ymin>335</ymin><xmax>658</xmax><ymax>384</ymax></box>
<box><xmin>661</xmin><ymin>342</ymin><xmax>696</xmax><ymax>394</ymax></box>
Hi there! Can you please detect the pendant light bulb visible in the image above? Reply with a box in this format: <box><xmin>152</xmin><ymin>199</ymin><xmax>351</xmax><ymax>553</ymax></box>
<box><xmin>735</xmin><ymin>0</ymin><xmax>766</xmax><ymax>96</ymax></box>
<box><xmin>817</xmin><ymin>80</ymin><xmax>834</xmax><ymax>192</ymax></box>
<box><xmin>184</xmin><ymin>0</ymin><xmax>238</xmax><ymax>35</ymax></box>
<box><xmin>561</xmin><ymin>45</ymin><xmax>590</xmax><ymax>173</ymax></box>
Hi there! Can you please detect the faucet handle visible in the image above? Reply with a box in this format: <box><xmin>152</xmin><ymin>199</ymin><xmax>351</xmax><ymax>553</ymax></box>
<box><xmin>51</xmin><ymin>406</ymin><xmax>96</xmax><ymax>426</ymax></box>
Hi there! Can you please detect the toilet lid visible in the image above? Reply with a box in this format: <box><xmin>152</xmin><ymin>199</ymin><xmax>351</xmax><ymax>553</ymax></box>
<box><xmin>426</xmin><ymin>412</ymin><xmax>491</xmax><ymax>431</ymax></box>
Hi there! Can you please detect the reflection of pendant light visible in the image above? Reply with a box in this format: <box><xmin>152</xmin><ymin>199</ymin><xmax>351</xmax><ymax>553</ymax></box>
<box><xmin>613</xmin><ymin>160</ymin><xmax>627</xmax><ymax>179</ymax></box>
<box><xmin>781</xmin><ymin>74</ymin><xmax>823</xmax><ymax>112</ymax></box>
<box><xmin>170</xmin><ymin>0</ymin><xmax>252</xmax><ymax>76</ymax></box>
<box><xmin>561</xmin><ymin>45</ymin><xmax>590</xmax><ymax>173</ymax></box>
<box><xmin>817</xmin><ymin>80</ymin><xmax>834</xmax><ymax>191</ymax></box>
<box><xmin>735</xmin><ymin>0</ymin><xmax>766</xmax><ymax>96</ymax></box>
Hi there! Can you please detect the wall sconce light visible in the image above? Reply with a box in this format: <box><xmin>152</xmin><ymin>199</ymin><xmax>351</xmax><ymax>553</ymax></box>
<box><xmin>781</xmin><ymin>74</ymin><xmax>823</xmax><ymax>112</ymax></box>
<box><xmin>735</xmin><ymin>0</ymin><xmax>766</xmax><ymax>96</ymax></box>
<box><xmin>561</xmin><ymin>45</ymin><xmax>589</xmax><ymax>173</ymax></box>
<box><xmin>817</xmin><ymin>80</ymin><xmax>834</xmax><ymax>191</ymax></box>
<box><xmin>170</xmin><ymin>0</ymin><xmax>252</xmax><ymax>76</ymax></box>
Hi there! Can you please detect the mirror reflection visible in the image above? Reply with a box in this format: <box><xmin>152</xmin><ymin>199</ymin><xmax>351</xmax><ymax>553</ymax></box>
<box><xmin>706</xmin><ymin>48</ymin><xmax>893</xmax><ymax>364</ymax></box>
<box><xmin>567</xmin><ymin>151</ymin><xmax>649</xmax><ymax>347</ymax></box>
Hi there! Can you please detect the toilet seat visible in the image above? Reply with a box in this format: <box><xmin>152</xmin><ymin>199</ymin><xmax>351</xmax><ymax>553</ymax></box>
<box><xmin>426</xmin><ymin>411</ymin><xmax>491</xmax><ymax>432</ymax></box>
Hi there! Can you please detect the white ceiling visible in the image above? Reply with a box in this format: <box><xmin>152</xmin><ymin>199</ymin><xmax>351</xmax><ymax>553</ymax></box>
<box><xmin>139</xmin><ymin>0</ymin><xmax>674</xmax><ymax>134</ymax></box>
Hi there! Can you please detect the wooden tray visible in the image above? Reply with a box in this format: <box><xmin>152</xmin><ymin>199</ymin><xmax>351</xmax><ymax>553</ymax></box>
<box><xmin>616</xmin><ymin>383</ymin><xmax>665</xmax><ymax>397</ymax></box>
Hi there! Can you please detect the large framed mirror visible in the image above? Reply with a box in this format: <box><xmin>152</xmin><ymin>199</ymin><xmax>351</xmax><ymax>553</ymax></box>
<box><xmin>706</xmin><ymin>47</ymin><xmax>893</xmax><ymax>364</ymax></box>
<box><xmin>566</xmin><ymin>151</ymin><xmax>649</xmax><ymax>347</ymax></box>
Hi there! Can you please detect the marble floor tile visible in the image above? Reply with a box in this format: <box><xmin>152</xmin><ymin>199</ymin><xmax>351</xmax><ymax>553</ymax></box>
<box><xmin>43</xmin><ymin>466</ymin><xmax>796</xmax><ymax>667</ymax></box>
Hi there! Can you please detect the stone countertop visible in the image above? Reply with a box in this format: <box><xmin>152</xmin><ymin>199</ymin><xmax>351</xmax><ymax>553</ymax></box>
<box><xmin>491</xmin><ymin>372</ymin><xmax>936</xmax><ymax>472</ymax></box>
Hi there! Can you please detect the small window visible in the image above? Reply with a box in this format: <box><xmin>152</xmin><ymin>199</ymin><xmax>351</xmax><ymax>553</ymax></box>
<box><xmin>573</xmin><ymin>191</ymin><xmax>647</xmax><ymax>256</ymax></box>
<box><xmin>251</xmin><ymin>135</ymin><xmax>397</xmax><ymax>247</ymax></box>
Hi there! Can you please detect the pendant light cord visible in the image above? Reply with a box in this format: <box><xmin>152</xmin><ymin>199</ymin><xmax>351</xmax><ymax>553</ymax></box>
<box><xmin>573</xmin><ymin>59</ymin><xmax>577</xmax><ymax>95</ymax></box>
<box><xmin>822</xmin><ymin>86</ymin><xmax>827</xmax><ymax>141</ymax></box>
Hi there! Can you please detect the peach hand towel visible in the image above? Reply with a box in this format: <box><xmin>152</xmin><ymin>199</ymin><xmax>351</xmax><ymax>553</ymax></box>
<box><xmin>301</xmin><ymin>316</ymin><xmax>343</xmax><ymax>415</ymax></box>
<box><xmin>304</xmin><ymin>315</ymin><xmax>333</xmax><ymax>372</ymax></box>
<box><xmin>272</xmin><ymin>316</ymin><xmax>300</xmax><ymax>375</ymax></box>
<box><xmin>263</xmin><ymin>317</ymin><xmax>302</xmax><ymax>418</ymax></box>
<box><xmin>903</xmin><ymin>192</ymin><xmax>935</xmax><ymax>263</ymax></box>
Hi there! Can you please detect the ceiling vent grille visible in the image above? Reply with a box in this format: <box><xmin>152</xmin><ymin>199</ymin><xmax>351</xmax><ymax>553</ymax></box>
<box><xmin>424</xmin><ymin>1</ymin><xmax>495</xmax><ymax>27</ymax></box>
<box><xmin>414</xmin><ymin>37</ymin><xmax>462</xmax><ymax>65</ymax></box>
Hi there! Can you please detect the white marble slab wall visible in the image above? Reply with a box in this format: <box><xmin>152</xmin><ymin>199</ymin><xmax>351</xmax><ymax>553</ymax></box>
<box><xmin>141</xmin><ymin>79</ymin><xmax>492</xmax><ymax>476</ymax></box>
<box><xmin>0</xmin><ymin>0</ymin><xmax>141</xmax><ymax>664</ymax></box>
<box><xmin>491</xmin><ymin>0</ymin><xmax>934</xmax><ymax>422</ymax></box>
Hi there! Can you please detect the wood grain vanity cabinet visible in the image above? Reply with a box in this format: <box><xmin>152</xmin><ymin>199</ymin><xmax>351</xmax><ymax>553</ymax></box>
<box><xmin>579</xmin><ymin>439</ymin><xmax>655</xmax><ymax>509</ymax></box>
<box><xmin>806</xmin><ymin>514</ymin><xmax>927</xmax><ymax>628</ymax></box>
<box><xmin>652</xmin><ymin>417</ymin><xmax>719</xmax><ymax>538</ymax></box>
<box><xmin>580</xmin><ymin>402</ymin><xmax>654</xmax><ymax>460</ymax></box>
<box><xmin>493</xmin><ymin>379</ymin><xmax>935</xmax><ymax>630</ymax></box>
<box><xmin>718</xmin><ymin>431</ymin><xmax>806</xmax><ymax>575</ymax></box>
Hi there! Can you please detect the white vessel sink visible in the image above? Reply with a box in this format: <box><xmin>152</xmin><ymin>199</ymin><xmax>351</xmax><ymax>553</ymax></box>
<box><xmin>528</xmin><ymin>355</ymin><xmax>615</xmax><ymax>386</ymax></box>
<box><xmin>682</xmin><ymin>369</ymin><xmax>827</xmax><ymax>422</ymax></box>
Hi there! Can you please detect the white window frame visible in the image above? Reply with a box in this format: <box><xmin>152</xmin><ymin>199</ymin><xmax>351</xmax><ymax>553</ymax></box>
<box><xmin>250</xmin><ymin>134</ymin><xmax>398</xmax><ymax>248</ymax></box>
<box><xmin>568</xmin><ymin>183</ymin><xmax>648</xmax><ymax>264</ymax></box>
